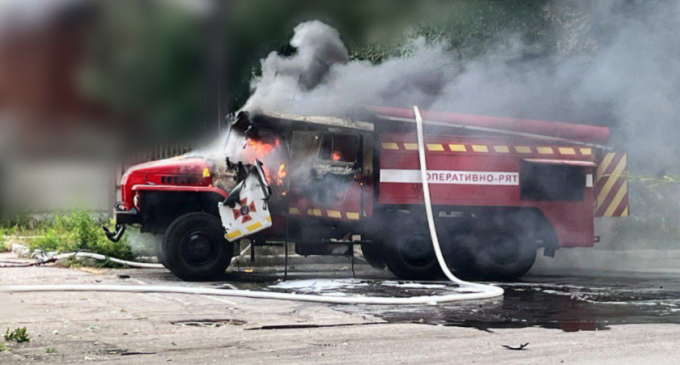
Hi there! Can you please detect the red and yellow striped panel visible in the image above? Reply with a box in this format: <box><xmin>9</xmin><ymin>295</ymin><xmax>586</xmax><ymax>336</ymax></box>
<box><xmin>595</xmin><ymin>152</ymin><xmax>629</xmax><ymax>217</ymax></box>
<box><xmin>288</xmin><ymin>208</ymin><xmax>361</xmax><ymax>220</ymax></box>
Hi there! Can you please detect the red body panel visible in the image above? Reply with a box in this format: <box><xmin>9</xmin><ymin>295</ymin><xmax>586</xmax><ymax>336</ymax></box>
<box><xmin>121</xmin><ymin>157</ymin><xmax>211</xmax><ymax>210</ymax></box>
<box><xmin>378</xmin><ymin>133</ymin><xmax>597</xmax><ymax>247</ymax></box>
<box><xmin>133</xmin><ymin>185</ymin><xmax>227</xmax><ymax>198</ymax></box>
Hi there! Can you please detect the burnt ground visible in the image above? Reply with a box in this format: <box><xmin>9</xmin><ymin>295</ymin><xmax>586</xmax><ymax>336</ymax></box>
<box><xmin>3</xmin><ymin>252</ymin><xmax>680</xmax><ymax>364</ymax></box>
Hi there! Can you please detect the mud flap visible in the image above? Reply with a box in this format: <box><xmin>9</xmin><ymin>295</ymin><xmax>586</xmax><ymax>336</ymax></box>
<box><xmin>218</xmin><ymin>162</ymin><xmax>273</xmax><ymax>242</ymax></box>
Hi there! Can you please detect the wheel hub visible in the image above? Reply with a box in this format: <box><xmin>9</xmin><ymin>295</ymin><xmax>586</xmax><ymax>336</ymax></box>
<box><xmin>400</xmin><ymin>233</ymin><xmax>435</xmax><ymax>266</ymax></box>
<box><xmin>182</xmin><ymin>232</ymin><xmax>217</xmax><ymax>267</ymax></box>
<box><xmin>487</xmin><ymin>233</ymin><xmax>522</xmax><ymax>265</ymax></box>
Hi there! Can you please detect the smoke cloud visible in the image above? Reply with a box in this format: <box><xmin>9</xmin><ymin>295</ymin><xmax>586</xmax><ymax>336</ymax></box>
<box><xmin>243</xmin><ymin>2</ymin><xmax>680</xmax><ymax>173</ymax></box>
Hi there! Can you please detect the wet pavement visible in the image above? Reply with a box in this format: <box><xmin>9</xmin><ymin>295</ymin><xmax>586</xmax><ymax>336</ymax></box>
<box><xmin>6</xmin><ymin>252</ymin><xmax>680</xmax><ymax>333</ymax></box>
<box><xmin>168</xmin><ymin>265</ymin><xmax>680</xmax><ymax>333</ymax></box>
<box><xmin>339</xmin><ymin>274</ymin><xmax>680</xmax><ymax>332</ymax></box>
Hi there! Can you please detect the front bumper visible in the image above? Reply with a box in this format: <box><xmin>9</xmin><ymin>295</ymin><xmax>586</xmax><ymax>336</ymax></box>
<box><xmin>103</xmin><ymin>204</ymin><xmax>139</xmax><ymax>242</ymax></box>
<box><xmin>113</xmin><ymin>205</ymin><xmax>140</xmax><ymax>225</ymax></box>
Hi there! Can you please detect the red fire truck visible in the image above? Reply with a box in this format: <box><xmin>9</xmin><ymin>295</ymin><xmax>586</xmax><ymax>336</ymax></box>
<box><xmin>104</xmin><ymin>106</ymin><xmax>629</xmax><ymax>281</ymax></box>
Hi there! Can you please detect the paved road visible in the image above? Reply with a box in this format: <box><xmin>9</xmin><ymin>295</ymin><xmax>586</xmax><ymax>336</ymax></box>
<box><xmin>2</xmin><ymin>253</ymin><xmax>680</xmax><ymax>364</ymax></box>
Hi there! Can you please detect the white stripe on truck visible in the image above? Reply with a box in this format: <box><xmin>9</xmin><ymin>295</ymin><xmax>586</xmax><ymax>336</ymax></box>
<box><xmin>380</xmin><ymin>169</ymin><xmax>519</xmax><ymax>186</ymax></box>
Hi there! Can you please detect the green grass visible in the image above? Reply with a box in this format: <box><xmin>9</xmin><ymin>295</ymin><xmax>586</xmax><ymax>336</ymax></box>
<box><xmin>4</xmin><ymin>327</ymin><xmax>30</xmax><ymax>343</ymax></box>
<box><xmin>46</xmin><ymin>347</ymin><xmax>56</xmax><ymax>354</ymax></box>
<box><xmin>3</xmin><ymin>210</ymin><xmax>134</xmax><ymax>267</ymax></box>
<box><xmin>0</xmin><ymin>342</ymin><xmax>8</xmax><ymax>352</ymax></box>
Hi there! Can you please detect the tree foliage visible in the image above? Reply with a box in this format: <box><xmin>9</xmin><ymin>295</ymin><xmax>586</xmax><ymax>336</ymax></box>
<box><xmin>80</xmin><ymin>0</ymin><xmax>589</xmax><ymax>139</ymax></box>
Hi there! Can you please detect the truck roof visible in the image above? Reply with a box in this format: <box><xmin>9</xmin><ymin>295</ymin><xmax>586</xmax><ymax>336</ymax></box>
<box><xmin>254</xmin><ymin>106</ymin><xmax>611</xmax><ymax>146</ymax></box>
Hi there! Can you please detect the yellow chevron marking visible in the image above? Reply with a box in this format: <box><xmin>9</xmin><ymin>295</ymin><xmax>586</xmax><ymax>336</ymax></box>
<box><xmin>580</xmin><ymin>148</ymin><xmax>592</xmax><ymax>155</ymax></box>
<box><xmin>448</xmin><ymin>144</ymin><xmax>467</xmax><ymax>152</ymax></box>
<box><xmin>537</xmin><ymin>147</ymin><xmax>554</xmax><ymax>154</ymax></box>
<box><xmin>471</xmin><ymin>145</ymin><xmax>489</xmax><ymax>152</ymax></box>
<box><xmin>597</xmin><ymin>154</ymin><xmax>627</xmax><ymax>206</ymax></box>
<box><xmin>604</xmin><ymin>182</ymin><xmax>628</xmax><ymax>217</ymax></box>
<box><xmin>427</xmin><ymin>144</ymin><xmax>444</xmax><ymax>151</ymax></box>
<box><xmin>312</xmin><ymin>209</ymin><xmax>322</xmax><ymax>217</ymax></box>
<box><xmin>246</xmin><ymin>222</ymin><xmax>263</xmax><ymax>231</ymax></box>
<box><xmin>622</xmin><ymin>207</ymin><xmax>629</xmax><ymax>216</ymax></box>
<box><xmin>559</xmin><ymin>147</ymin><xmax>576</xmax><ymax>155</ymax></box>
<box><xmin>515</xmin><ymin>146</ymin><xmax>532</xmax><ymax>154</ymax></box>
<box><xmin>597</xmin><ymin>153</ymin><xmax>615</xmax><ymax>178</ymax></box>
<box><xmin>381</xmin><ymin>142</ymin><xmax>399</xmax><ymax>150</ymax></box>
<box><xmin>327</xmin><ymin>210</ymin><xmax>342</xmax><ymax>218</ymax></box>
<box><xmin>404</xmin><ymin>143</ymin><xmax>418</xmax><ymax>150</ymax></box>
<box><xmin>226</xmin><ymin>230</ymin><xmax>242</xmax><ymax>240</ymax></box>
<box><xmin>266</xmin><ymin>216</ymin><xmax>272</xmax><ymax>222</ymax></box>
<box><xmin>493</xmin><ymin>146</ymin><xmax>510</xmax><ymax>153</ymax></box>
<box><xmin>289</xmin><ymin>207</ymin><xmax>301</xmax><ymax>215</ymax></box>
<box><xmin>346</xmin><ymin>212</ymin><xmax>360</xmax><ymax>220</ymax></box>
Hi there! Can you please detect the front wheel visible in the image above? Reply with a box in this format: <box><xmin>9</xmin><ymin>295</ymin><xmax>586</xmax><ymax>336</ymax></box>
<box><xmin>163</xmin><ymin>212</ymin><xmax>233</xmax><ymax>281</ymax></box>
<box><xmin>154</xmin><ymin>235</ymin><xmax>168</xmax><ymax>268</ymax></box>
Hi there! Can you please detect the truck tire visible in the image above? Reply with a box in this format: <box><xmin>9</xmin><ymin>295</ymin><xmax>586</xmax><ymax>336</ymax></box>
<box><xmin>154</xmin><ymin>235</ymin><xmax>168</xmax><ymax>268</ymax></box>
<box><xmin>442</xmin><ymin>232</ymin><xmax>478</xmax><ymax>275</ymax></box>
<box><xmin>360</xmin><ymin>242</ymin><xmax>386</xmax><ymax>270</ymax></box>
<box><xmin>472</xmin><ymin>228</ymin><xmax>536</xmax><ymax>280</ymax></box>
<box><xmin>163</xmin><ymin>212</ymin><xmax>233</xmax><ymax>281</ymax></box>
<box><xmin>382</xmin><ymin>216</ymin><xmax>442</xmax><ymax>280</ymax></box>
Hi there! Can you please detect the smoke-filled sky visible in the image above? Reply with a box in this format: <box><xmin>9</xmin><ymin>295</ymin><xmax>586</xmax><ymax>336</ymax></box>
<box><xmin>243</xmin><ymin>1</ymin><xmax>680</xmax><ymax>173</ymax></box>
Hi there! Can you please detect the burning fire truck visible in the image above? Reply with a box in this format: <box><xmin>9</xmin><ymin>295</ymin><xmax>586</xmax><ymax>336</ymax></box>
<box><xmin>104</xmin><ymin>106</ymin><xmax>629</xmax><ymax>281</ymax></box>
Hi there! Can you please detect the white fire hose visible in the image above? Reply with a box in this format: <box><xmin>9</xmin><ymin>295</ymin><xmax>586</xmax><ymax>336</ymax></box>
<box><xmin>0</xmin><ymin>106</ymin><xmax>503</xmax><ymax>304</ymax></box>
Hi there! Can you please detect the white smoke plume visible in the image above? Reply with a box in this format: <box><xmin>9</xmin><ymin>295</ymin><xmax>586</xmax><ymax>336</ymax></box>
<box><xmin>243</xmin><ymin>2</ymin><xmax>680</xmax><ymax>173</ymax></box>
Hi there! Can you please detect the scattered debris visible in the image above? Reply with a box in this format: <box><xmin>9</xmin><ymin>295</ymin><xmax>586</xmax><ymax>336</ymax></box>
<box><xmin>121</xmin><ymin>351</ymin><xmax>157</xmax><ymax>356</ymax></box>
<box><xmin>4</xmin><ymin>327</ymin><xmax>30</xmax><ymax>343</ymax></box>
<box><xmin>85</xmin><ymin>326</ymin><xmax>100</xmax><ymax>332</ymax></box>
<box><xmin>246</xmin><ymin>322</ymin><xmax>383</xmax><ymax>331</ymax></box>
<box><xmin>502</xmin><ymin>343</ymin><xmax>529</xmax><ymax>351</ymax></box>
<box><xmin>117</xmin><ymin>274</ymin><xmax>131</xmax><ymax>279</ymax></box>
<box><xmin>171</xmin><ymin>319</ymin><xmax>247</xmax><ymax>328</ymax></box>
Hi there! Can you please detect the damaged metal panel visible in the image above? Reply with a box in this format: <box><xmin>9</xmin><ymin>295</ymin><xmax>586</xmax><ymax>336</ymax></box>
<box><xmin>261</xmin><ymin>111</ymin><xmax>374</xmax><ymax>132</ymax></box>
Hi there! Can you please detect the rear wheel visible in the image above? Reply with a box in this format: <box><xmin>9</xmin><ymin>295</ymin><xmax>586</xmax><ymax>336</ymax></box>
<box><xmin>360</xmin><ymin>242</ymin><xmax>385</xmax><ymax>270</ymax></box>
<box><xmin>163</xmin><ymin>212</ymin><xmax>233</xmax><ymax>281</ymax></box>
<box><xmin>472</xmin><ymin>228</ymin><xmax>536</xmax><ymax>280</ymax></box>
<box><xmin>382</xmin><ymin>216</ymin><xmax>442</xmax><ymax>280</ymax></box>
<box><xmin>442</xmin><ymin>232</ymin><xmax>478</xmax><ymax>275</ymax></box>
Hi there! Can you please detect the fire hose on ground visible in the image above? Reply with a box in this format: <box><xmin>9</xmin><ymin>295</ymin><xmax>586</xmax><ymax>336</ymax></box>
<box><xmin>0</xmin><ymin>106</ymin><xmax>503</xmax><ymax>304</ymax></box>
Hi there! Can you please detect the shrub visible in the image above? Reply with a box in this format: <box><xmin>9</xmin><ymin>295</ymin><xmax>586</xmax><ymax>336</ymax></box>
<box><xmin>27</xmin><ymin>210</ymin><xmax>134</xmax><ymax>267</ymax></box>
<box><xmin>4</xmin><ymin>327</ymin><xmax>30</xmax><ymax>343</ymax></box>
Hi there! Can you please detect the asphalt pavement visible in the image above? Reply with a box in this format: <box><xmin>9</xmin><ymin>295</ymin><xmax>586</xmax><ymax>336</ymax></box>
<box><xmin>2</xmin><ymin>252</ymin><xmax>680</xmax><ymax>364</ymax></box>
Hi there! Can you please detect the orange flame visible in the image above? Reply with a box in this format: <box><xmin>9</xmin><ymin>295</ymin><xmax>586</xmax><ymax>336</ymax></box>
<box><xmin>332</xmin><ymin>151</ymin><xmax>343</xmax><ymax>161</ymax></box>
<box><xmin>246</xmin><ymin>138</ymin><xmax>279</xmax><ymax>156</ymax></box>
<box><xmin>244</xmin><ymin>138</ymin><xmax>286</xmax><ymax>189</ymax></box>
